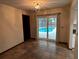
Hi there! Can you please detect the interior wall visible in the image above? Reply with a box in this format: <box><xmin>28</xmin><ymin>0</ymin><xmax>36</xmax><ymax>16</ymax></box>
<box><xmin>69</xmin><ymin>0</ymin><xmax>78</xmax><ymax>49</ymax></box>
<box><xmin>59</xmin><ymin>6</ymin><xmax>70</xmax><ymax>43</ymax></box>
<box><xmin>30</xmin><ymin>13</ymin><xmax>37</xmax><ymax>38</ymax></box>
<box><xmin>0</xmin><ymin>4</ymin><xmax>24</xmax><ymax>53</ymax></box>
<box><xmin>22</xmin><ymin>10</ymin><xmax>30</xmax><ymax>15</ymax></box>
<box><xmin>73</xmin><ymin>10</ymin><xmax>77</xmax><ymax>30</ymax></box>
<box><xmin>30</xmin><ymin>7</ymin><xmax>70</xmax><ymax>43</ymax></box>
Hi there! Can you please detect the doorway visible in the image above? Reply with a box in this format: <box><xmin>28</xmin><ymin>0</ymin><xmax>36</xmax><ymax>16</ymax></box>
<box><xmin>22</xmin><ymin>15</ymin><xmax>30</xmax><ymax>41</ymax></box>
<box><xmin>37</xmin><ymin>15</ymin><xmax>57</xmax><ymax>41</ymax></box>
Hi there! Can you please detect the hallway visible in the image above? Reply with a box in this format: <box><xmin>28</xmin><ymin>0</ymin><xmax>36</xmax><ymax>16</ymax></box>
<box><xmin>0</xmin><ymin>39</ymin><xmax>74</xmax><ymax>59</ymax></box>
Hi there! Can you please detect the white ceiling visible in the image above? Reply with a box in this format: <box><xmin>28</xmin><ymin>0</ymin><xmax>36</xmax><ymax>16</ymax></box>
<box><xmin>0</xmin><ymin>0</ymin><xmax>72</xmax><ymax>11</ymax></box>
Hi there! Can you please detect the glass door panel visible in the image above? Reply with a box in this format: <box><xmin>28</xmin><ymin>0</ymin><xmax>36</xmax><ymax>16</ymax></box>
<box><xmin>38</xmin><ymin>17</ymin><xmax>47</xmax><ymax>39</ymax></box>
<box><xmin>48</xmin><ymin>17</ymin><xmax>57</xmax><ymax>41</ymax></box>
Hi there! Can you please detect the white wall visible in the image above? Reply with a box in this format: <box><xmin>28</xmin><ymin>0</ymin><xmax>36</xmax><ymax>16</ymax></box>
<box><xmin>0</xmin><ymin>4</ymin><xmax>24</xmax><ymax>53</ymax></box>
<box><xmin>69</xmin><ymin>0</ymin><xmax>78</xmax><ymax>49</ymax></box>
<box><xmin>22</xmin><ymin>10</ymin><xmax>30</xmax><ymax>15</ymax></box>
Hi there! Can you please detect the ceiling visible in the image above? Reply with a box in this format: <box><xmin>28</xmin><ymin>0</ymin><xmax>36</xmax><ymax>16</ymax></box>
<box><xmin>0</xmin><ymin>0</ymin><xmax>72</xmax><ymax>11</ymax></box>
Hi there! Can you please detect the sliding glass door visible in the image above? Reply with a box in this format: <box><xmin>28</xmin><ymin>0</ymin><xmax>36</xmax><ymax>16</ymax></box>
<box><xmin>37</xmin><ymin>15</ymin><xmax>57</xmax><ymax>41</ymax></box>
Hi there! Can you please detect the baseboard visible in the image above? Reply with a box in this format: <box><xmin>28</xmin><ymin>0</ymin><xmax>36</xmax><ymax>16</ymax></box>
<box><xmin>58</xmin><ymin>42</ymin><xmax>67</xmax><ymax>44</ymax></box>
<box><xmin>30</xmin><ymin>37</ymin><xmax>38</xmax><ymax>40</ymax></box>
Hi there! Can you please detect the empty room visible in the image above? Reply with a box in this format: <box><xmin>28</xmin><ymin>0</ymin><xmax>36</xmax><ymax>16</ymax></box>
<box><xmin>0</xmin><ymin>0</ymin><xmax>78</xmax><ymax>59</ymax></box>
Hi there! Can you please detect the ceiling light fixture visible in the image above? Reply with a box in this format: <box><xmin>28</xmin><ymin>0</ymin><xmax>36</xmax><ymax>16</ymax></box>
<box><xmin>35</xmin><ymin>3</ymin><xmax>40</xmax><ymax>9</ymax></box>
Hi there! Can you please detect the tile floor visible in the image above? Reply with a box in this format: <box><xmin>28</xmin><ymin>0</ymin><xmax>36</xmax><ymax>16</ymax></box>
<box><xmin>0</xmin><ymin>39</ymin><xmax>74</xmax><ymax>59</ymax></box>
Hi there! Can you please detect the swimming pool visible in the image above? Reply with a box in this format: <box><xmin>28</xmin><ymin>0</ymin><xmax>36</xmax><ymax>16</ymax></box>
<box><xmin>39</xmin><ymin>27</ymin><xmax>55</xmax><ymax>32</ymax></box>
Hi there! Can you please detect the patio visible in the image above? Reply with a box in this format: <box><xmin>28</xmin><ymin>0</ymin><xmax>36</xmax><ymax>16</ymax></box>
<box><xmin>39</xmin><ymin>27</ymin><xmax>56</xmax><ymax>41</ymax></box>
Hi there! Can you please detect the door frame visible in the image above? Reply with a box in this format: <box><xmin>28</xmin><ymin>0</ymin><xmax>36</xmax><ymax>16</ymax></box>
<box><xmin>36</xmin><ymin>14</ymin><xmax>59</xmax><ymax>42</ymax></box>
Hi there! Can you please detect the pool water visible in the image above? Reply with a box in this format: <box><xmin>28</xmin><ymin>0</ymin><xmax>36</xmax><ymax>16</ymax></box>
<box><xmin>39</xmin><ymin>27</ymin><xmax>55</xmax><ymax>32</ymax></box>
